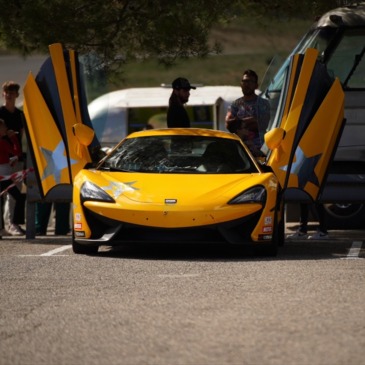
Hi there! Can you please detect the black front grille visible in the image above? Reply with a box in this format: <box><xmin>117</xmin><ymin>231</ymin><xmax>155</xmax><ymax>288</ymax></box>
<box><xmin>83</xmin><ymin>207</ymin><xmax>262</xmax><ymax>245</ymax></box>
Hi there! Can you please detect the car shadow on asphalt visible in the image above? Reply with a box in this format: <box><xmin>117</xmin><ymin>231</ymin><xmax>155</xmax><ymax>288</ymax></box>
<box><xmin>95</xmin><ymin>238</ymin><xmax>361</xmax><ymax>262</ymax></box>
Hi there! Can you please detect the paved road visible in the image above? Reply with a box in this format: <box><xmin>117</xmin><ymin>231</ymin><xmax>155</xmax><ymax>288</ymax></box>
<box><xmin>0</xmin><ymin>55</ymin><xmax>364</xmax><ymax>365</ymax></box>
<box><xmin>0</xmin><ymin>228</ymin><xmax>364</xmax><ymax>365</ymax></box>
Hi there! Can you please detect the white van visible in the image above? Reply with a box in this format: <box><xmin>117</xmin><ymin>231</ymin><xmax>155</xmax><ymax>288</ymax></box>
<box><xmin>262</xmin><ymin>2</ymin><xmax>365</xmax><ymax>228</ymax></box>
<box><xmin>88</xmin><ymin>86</ymin><xmax>241</xmax><ymax>148</ymax></box>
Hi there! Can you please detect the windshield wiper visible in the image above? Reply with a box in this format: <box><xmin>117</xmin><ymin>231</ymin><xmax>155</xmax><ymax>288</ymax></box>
<box><xmin>343</xmin><ymin>46</ymin><xmax>365</xmax><ymax>88</ymax></box>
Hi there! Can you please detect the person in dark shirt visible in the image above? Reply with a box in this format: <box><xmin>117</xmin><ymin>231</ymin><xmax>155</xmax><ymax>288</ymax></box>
<box><xmin>0</xmin><ymin>82</ymin><xmax>25</xmax><ymax>155</ymax></box>
<box><xmin>0</xmin><ymin>119</ymin><xmax>26</xmax><ymax>236</ymax></box>
<box><xmin>0</xmin><ymin>81</ymin><xmax>27</xmax><ymax>236</ymax></box>
<box><xmin>167</xmin><ymin>77</ymin><xmax>196</xmax><ymax>128</ymax></box>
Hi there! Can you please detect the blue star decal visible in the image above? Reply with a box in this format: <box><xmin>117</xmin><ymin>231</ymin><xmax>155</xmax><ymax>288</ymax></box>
<box><xmin>102</xmin><ymin>181</ymin><xmax>139</xmax><ymax>199</ymax></box>
<box><xmin>40</xmin><ymin>141</ymin><xmax>69</xmax><ymax>183</ymax></box>
<box><xmin>280</xmin><ymin>146</ymin><xmax>322</xmax><ymax>188</ymax></box>
<box><xmin>40</xmin><ymin>141</ymin><xmax>78</xmax><ymax>183</ymax></box>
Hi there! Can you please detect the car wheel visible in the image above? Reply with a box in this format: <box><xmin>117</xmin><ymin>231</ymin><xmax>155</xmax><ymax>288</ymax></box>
<box><xmin>323</xmin><ymin>203</ymin><xmax>365</xmax><ymax>229</ymax></box>
<box><xmin>275</xmin><ymin>213</ymin><xmax>285</xmax><ymax>247</ymax></box>
<box><xmin>72</xmin><ymin>233</ymin><xmax>99</xmax><ymax>255</ymax></box>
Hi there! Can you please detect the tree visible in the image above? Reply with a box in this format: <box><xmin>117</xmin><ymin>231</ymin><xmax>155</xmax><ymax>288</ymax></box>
<box><xmin>0</xmin><ymin>1</ymin><xmax>233</xmax><ymax>70</ymax></box>
<box><xmin>0</xmin><ymin>0</ymin><xmax>352</xmax><ymax>79</ymax></box>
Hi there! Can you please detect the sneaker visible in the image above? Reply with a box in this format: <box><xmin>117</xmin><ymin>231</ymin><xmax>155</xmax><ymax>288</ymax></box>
<box><xmin>0</xmin><ymin>228</ymin><xmax>10</xmax><ymax>236</ymax></box>
<box><xmin>287</xmin><ymin>231</ymin><xmax>308</xmax><ymax>239</ymax></box>
<box><xmin>308</xmin><ymin>231</ymin><xmax>329</xmax><ymax>240</ymax></box>
<box><xmin>8</xmin><ymin>224</ymin><xmax>25</xmax><ymax>236</ymax></box>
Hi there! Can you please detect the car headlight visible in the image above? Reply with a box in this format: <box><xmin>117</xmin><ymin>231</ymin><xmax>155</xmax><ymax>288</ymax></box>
<box><xmin>228</xmin><ymin>186</ymin><xmax>266</xmax><ymax>205</ymax></box>
<box><xmin>80</xmin><ymin>181</ymin><xmax>115</xmax><ymax>202</ymax></box>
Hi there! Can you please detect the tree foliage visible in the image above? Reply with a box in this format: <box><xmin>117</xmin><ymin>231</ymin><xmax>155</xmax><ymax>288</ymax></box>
<box><xmin>0</xmin><ymin>1</ymin><xmax>234</xmax><ymax>68</ymax></box>
<box><xmin>0</xmin><ymin>0</ymin><xmax>353</xmax><ymax>77</ymax></box>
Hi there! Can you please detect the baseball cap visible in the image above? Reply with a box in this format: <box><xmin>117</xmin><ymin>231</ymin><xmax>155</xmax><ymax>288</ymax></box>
<box><xmin>172</xmin><ymin>77</ymin><xmax>196</xmax><ymax>90</ymax></box>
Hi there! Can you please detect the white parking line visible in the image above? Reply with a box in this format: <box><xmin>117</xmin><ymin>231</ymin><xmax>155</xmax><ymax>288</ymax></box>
<box><xmin>158</xmin><ymin>274</ymin><xmax>200</xmax><ymax>278</ymax></box>
<box><xmin>342</xmin><ymin>241</ymin><xmax>363</xmax><ymax>260</ymax></box>
<box><xmin>40</xmin><ymin>245</ymin><xmax>72</xmax><ymax>256</ymax></box>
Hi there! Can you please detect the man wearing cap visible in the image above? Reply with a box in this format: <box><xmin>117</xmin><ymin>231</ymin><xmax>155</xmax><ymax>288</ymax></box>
<box><xmin>167</xmin><ymin>77</ymin><xmax>196</xmax><ymax>128</ymax></box>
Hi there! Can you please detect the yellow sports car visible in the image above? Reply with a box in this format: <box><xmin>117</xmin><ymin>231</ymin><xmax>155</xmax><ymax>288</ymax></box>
<box><xmin>72</xmin><ymin>128</ymin><xmax>284</xmax><ymax>255</ymax></box>
<box><xmin>23</xmin><ymin>44</ymin><xmax>345</xmax><ymax>256</ymax></box>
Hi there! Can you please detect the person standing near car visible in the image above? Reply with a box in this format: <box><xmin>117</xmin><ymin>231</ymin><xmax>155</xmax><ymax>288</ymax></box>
<box><xmin>225</xmin><ymin>69</ymin><xmax>270</xmax><ymax>156</ymax></box>
<box><xmin>0</xmin><ymin>81</ymin><xmax>27</xmax><ymax>235</ymax></box>
<box><xmin>167</xmin><ymin>77</ymin><xmax>196</xmax><ymax>128</ymax></box>
<box><xmin>287</xmin><ymin>203</ymin><xmax>329</xmax><ymax>240</ymax></box>
<box><xmin>0</xmin><ymin>119</ymin><xmax>26</xmax><ymax>236</ymax></box>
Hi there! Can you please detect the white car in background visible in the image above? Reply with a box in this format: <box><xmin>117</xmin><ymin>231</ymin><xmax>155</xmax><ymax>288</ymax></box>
<box><xmin>88</xmin><ymin>86</ymin><xmax>242</xmax><ymax>148</ymax></box>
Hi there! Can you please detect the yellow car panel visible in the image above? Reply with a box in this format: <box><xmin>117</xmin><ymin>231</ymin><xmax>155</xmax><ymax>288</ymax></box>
<box><xmin>23</xmin><ymin>43</ymin><xmax>100</xmax><ymax>198</ymax></box>
<box><xmin>266</xmin><ymin>48</ymin><xmax>345</xmax><ymax>201</ymax></box>
<box><xmin>71</xmin><ymin>129</ymin><xmax>283</xmax><ymax>254</ymax></box>
<box><xmin>23</xmin><ymin>73</ymin><xmax>72</xmax><ymax>196</ymax></box>
<box><xmin>76</xmin><ymin>173</ymin><xmax>274</xmax><ymax>228</ymax></box>
<box><xmin>48</xmin><ymin>43</ymin><xmax>92</xmax><ymax>171</ymax></box>
<box><xmin>22</xmin><ymin>44</ymin><xmax>345</xmax><ymax>255</ymax></box>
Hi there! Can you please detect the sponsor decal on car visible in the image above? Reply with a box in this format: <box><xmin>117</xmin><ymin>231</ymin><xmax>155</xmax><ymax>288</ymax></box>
<box><xmin>75</xmin><ymin>231</ymin><xmax>86</xmax><ymax>237</ymax></box>
<box><xmin>262</xmin><ymin>226</ymin><xmax>273</xmax><ymax>233</ymax></box>
<box><xmin>264</xmin><ymin>216</ymin><xmax>273</xmax><ymax>225</ymax></box>
<box><xmin>74</xmin><ymin>222</ymin><xmax>82</xmax><ymax>230</ymax></box>
<box><xmin>258</xmin><ymin>234</ymin><xmax>272</xmax><ymax>240</ymax></box>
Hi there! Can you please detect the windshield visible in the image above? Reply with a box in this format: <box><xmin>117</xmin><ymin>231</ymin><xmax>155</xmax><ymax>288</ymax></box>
<box><xmin>266</xmin><ymin>27</ymin><xmax>338</xmax><ymax>94</ymax></box>
<box><xmin>263</xmin><ymin>26</ymin><xmax>365</xmax><ymax>131</ymax></box>
<box><xmin>266</xmin><ymin>27</ymin><xmax>365</xmax><ymax>93</ymax></box>
<box><xmin>327</xmin><ymin>28</ymin><xmax>365</xmax><ymax>88</ymax></box>
<box><xmin>100</xmin><ymin>135</ymin><xmax>258</xmax><ymax>174</ymax></box>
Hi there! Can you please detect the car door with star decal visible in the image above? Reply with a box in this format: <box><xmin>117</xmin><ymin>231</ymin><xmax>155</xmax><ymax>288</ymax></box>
<box><xmin>264</xmin><ymin>48</ymin><xmax>346</xmax><ymax>202</ymax></box>
<box><xmin>23</xmin><ymin>43</ymin><xmax>101</xmax><ymax>199</ymax></box>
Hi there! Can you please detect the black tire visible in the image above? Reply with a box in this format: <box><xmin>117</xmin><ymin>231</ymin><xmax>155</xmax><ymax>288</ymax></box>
<box><xmin>255</xmin><ymin>241</ymin><xmax>278</xmax><ymax>257</ymax></box>
<box><xmin>324</xmin><ymin>203</ymin><xmax>365</xmax><ymax>229</ymax></box>
<box><xmin>276</xmin><ymin>210</ymin><xmax>285</xmax><ymax>247</ymax></box>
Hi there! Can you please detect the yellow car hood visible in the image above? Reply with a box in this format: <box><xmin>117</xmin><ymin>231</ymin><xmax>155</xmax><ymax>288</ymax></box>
<box><xmin>78</xmin><ymin>170</ymin><xmax>277</xmax><ymax>228</ymax></box>
<box><xmin>92</xmin><ymin>171</ymin><xmax>270</xmax><ymax>205</ymax></box>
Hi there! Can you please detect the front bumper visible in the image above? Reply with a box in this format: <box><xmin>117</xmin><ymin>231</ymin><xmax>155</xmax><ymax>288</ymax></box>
<box><xmin>74</xmin><ymin>208</ymin><xmax>266</xmax><ymax>246</ymax></box>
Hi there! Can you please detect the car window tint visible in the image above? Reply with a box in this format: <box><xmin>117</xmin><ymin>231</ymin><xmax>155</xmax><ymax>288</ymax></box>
<box><xmin>101</xmin><ymin>135</ymin><xmax>258</xmax><ymax>173</ymax></box>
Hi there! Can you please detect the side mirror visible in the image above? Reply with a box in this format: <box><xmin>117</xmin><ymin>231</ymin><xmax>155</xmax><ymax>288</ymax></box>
<box><xmin>264</xmin><ymin>127</ymin><xmax>285</xmax><ymax>150</ymax></box>
<box><xmin>72</xmin><ymin>123</ymin><xmax>95</xmax><ymax>146</ymax></box>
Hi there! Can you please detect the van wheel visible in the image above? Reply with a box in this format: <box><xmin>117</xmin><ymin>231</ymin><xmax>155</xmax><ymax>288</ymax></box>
<box><xmin>324</xmin><ymin>203</ymin><xmax>365</xmax><ymax>229</ymax></box>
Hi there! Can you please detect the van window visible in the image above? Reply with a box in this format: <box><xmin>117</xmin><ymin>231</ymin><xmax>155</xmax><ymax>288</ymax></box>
<box><xmin>265</xmin><ymin>27</ymin><xmax>338</xmax><ymax>94</ymax></box>
<box><xmin>265</xmin><ymin>27</ymin><xmax>365</xmax><ymax>95</ymax></box>
<box><xmin>327</xmin><ymin>28</ymin><xmax>365</xmax><ymax>88</ymax></box>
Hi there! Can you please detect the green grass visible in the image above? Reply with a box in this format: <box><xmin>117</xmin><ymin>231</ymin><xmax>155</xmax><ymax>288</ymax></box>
<box><xmin>88</xmin><ymin>51</ymin><xmax>289</xmax><ymax>101</ymax></box>
<box><xmin>86</xmin><ymin>17</ymin><xmax>313</xmax><ymax>100</ymax></box>
<box><xmin>122</xmin><ymin>53</ymin><xmax>280</xmax><ymax>87</ymax></box>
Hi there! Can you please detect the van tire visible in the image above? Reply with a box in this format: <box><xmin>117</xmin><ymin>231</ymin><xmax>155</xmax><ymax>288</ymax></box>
<box><xmin>324</xmin><ymin>203</ymin><xmax>365</xmax><ymax>229</ymax></box>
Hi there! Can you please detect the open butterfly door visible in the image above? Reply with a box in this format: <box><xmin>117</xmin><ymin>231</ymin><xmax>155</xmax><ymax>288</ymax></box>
<box><xmin>265</xmin><ymin>48</ymin><xmax>345</xmax><ymax>202</ymax></box>
<box><xmin>23</xmin><ymin>43</ymin><xmax>100</xmax><ymax>199</ymax></box>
